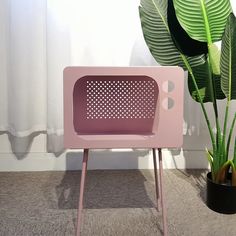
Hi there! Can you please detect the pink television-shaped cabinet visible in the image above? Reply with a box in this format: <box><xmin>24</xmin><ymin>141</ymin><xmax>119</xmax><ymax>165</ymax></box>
<box><xmin>64</xmin><ymin>66</ymin><xmax>184</xmax><ymax>149</ymax></box>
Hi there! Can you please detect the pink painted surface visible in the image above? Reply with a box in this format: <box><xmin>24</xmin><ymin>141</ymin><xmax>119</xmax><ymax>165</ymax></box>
<box><xmin>76</xmin><ymin>149</ymin><xmax>88</xmax><ymax>236</ymax></box>
<box><xmin>64</xmin><ymin>66</ymin><xmax>184</xmax><ymax>149</ymax></box>
<box><xmin>73</xmin><ymin>75</ymin><xmax>158</xmax><ymax>134</ymax></box>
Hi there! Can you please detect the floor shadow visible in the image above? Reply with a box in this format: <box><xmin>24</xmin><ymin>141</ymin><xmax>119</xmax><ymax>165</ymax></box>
<box><xmin>56</xmin><ymin>169</ymin><xmax>155</xmax><ymax>209</ymax></box>
<box><xmin>55</xmin><ymin>151</ymin><xmax>155</xmax><ymax>210</ymax></box>
<box><xmin>171</xmin><ymin>169</ymin><xmax>208</xmax><ymax>203</ymax></box>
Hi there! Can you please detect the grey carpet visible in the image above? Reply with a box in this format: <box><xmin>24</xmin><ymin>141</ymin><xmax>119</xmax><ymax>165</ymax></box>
<box><xmin>0</xmin><ymin>169</ymin><xmax>235</xmax><ymax>236</ymax></box>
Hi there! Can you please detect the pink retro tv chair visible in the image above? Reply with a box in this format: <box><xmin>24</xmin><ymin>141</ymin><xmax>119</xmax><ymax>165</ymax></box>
<box><xmin>64</xmin><ymin>66</ymin><xmax>184</xmax><ymax>236</ymax></box>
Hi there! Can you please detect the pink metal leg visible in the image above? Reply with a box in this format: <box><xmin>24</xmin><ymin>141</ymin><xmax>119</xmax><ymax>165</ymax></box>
<box><xmin>152</xmin><ymin>148</ymin><xmax>161</xmax><ymax>211</ymax></box>
<box><xmin>158</xmin><ymin>148</ymin><xmax>168</xmax><ymax>236</ymax></box>
<box><xmin>76</xmin><ymin>149</ymin><xmax>89</xmax><ymax>236</ymax></box>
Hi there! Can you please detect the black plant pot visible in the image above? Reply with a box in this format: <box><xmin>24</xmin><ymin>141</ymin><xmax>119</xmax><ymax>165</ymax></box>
<box><xmin>207</xmin><ymin>172</ymin><xmax>236</xmax><ymax>214</ymax></box>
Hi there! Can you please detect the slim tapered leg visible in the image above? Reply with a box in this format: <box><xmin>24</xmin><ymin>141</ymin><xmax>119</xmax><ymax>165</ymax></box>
<box><xmin>152</xmin><ymin>148</ymin><xmax>161</xmax><ymax>211</ymax></box>
<box><xmin>158</xmin><ymin>148</ymin><xmax>168</xmax><ymax>236</ymax></box>
<box><xmin>76</xmin><ymin>149</ymin><xmax>89</xmax><ymax>236</ymax></box>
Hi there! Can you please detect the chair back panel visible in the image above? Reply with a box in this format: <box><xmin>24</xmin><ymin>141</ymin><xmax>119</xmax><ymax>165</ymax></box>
<box><xmin>64</xmin><ymin>66</ymin><xmax>184</xmax><ymax>149</ymax></box>
<box><xmin>73</xmin><ymin>75</ymin><xmax>159</xmax><ymax>134</ymax></box>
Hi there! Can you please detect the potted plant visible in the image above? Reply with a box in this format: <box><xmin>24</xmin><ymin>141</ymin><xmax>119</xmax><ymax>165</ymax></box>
<box><xmin>139</xmin><ymin>0</ymin><xmax>236</xmax><ymax>213</ymax></box>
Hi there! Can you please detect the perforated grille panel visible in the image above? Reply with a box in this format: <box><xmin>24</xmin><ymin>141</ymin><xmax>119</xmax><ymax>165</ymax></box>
<box><xmin>86</xmin><ymin>80</ymin><xmax>156</xmax><ymax>119</ymax></box>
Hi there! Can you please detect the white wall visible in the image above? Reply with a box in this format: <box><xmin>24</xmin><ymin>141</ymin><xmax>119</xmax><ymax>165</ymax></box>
<box><xmin>1</xmin><ymin>75</ymin><xmax>235</xmax><ymax>171</ymax></box>
<box><xmin>2</xmin><ymin>96</ymin><xmax>236</xmax><ymax>171</ymax></box>
<box><xmin>1</xmin><ymin>0</ymin><xmax>236</xmax><ymax>171</ymax></box>
<box><xmin>0</xmin><ymin>132</ymin><xmax>211</xmax><ymax>171</ymax></box>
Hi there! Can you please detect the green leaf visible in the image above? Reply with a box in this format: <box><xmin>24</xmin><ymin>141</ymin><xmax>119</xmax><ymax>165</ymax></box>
<box><xmin>232</xmin><ymin>166</ymin><xmax>236</xmax><ymax>186</ymax></box>
<box><xmin>208</xmin><ymin>44</ymin><xmax>220</xmax><ymax>75</ymax></box>
<box><xmin>227</xmin><ymin>113</ymin><xmax>236</xmax><ymax>158</ymax></box>
<box><xmin>173</xmin><ymin>0</ymin><xmax>232</xmax><ymax>43</ymax></box>
<box><xmin>232</xmin><ymin>136</ymin><xmax>236</xmax><ymax>166</ymax></box>
<box><xmin>215</xmin><ymin>160</ymin><xmax>231</xmax><ymax>184</ymax></box>
<box><xmin>167</xmin><ymin>0</ymin><xmax>208</xmax><ymax>57</ymax></box>
<box><xmin>227</xmin><ymin>161</ymin><xmax>236</xmax><ymax>186</ymax></box>
<box><xmin>206</xmin><ymin>148</ymin><xmax>214</xmax><ymax>176</ymax></box>
<box><xmin>139</xmin><ymin>0</ymin><xmax>206</xmax><ymax>69</ymax></box>
<box><xmin>220</xmin><ymin>13</ymin><xmax>236</xmax><ymax>100</ymax></box>
<box><xmin>188</xmin><ymin>61</ymin><xmax>225</xmax><ymax>103</ymax></box>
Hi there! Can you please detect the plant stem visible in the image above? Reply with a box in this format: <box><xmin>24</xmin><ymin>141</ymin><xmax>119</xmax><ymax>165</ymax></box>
<box><xmin>200</xmin><ymin>0</ymin><xmax>220</xmax><ymax>150</ymax></box>
<box><xmin>223</xmin><ymin>33</ymin><xmax>232</xmax><ymax>163</ymax></box>
<box><xmin>232</xmin><ymin>137</ymin><xmax>236</xmax><ymax>167</ymax></box>
<box><xmin>223</xmin><ymin>100</ymin><xmax>230</xmax><ymax>162</ymax></box>
<box><xmin>227</xmin><ymin>113</ymin><xmax>236</xmax><ymax>158</ymax></box>
<box><xmin>181</xmin><ymin>54</ymin><xmax>216</xmax><ymax>152</ymax></box>
<box><xmin>207</xmin><ymin>48</ymin><xmax>221</xmax><ymax>146</ymax></box>
<box><xmin>233</xmin><ymin>137</ymin><xmax>236</xmax><ymax>166</ymax></box>
<box><xmin>200</xmin><ymin>0</ymin><xmax>217</xmax><ymax>119</ymax></box>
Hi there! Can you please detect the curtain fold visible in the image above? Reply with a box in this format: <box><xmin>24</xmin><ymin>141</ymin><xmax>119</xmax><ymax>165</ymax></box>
<box><xmin>0</xmin><ymin>0</ymin><xmax>47</xmax><ymax>137</ymax></box>
<box><xmin>0</xmin><ymin>0</ymin><xmax>141</xmax><ymax>153</ymax></box>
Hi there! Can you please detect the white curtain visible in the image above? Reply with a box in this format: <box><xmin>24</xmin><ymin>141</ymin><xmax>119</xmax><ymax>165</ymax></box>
<box><xmin>0</xmin><ymin>0</ymin><xmax>141</xmax><ymax>153</ymax></box>
<box><xmin>0</xmin><ymin>0</ymin><xmax>236</xmax><ymax>154</ymax></box>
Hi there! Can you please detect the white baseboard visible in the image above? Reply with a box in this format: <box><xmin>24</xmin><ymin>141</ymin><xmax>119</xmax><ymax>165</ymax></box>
<box><xmin>0</xmin><ymin>149</ymin><xmax>209</xmax><ymax>171</ymax></box>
